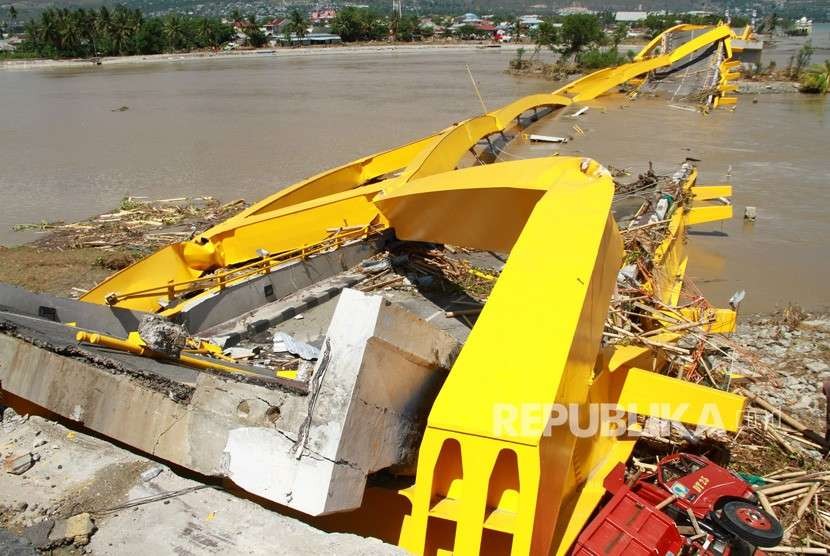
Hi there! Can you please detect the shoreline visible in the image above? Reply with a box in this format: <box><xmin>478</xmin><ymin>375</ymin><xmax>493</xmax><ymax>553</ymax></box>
<box><xmin>0</xmin><ymin>42</ymin><xmax>521</xmax><ymax>71</ymax></box>
<box><xmin>1</xmin><ymin>40</ymin><xmax>659</xmax><ymax>72</ymax></box>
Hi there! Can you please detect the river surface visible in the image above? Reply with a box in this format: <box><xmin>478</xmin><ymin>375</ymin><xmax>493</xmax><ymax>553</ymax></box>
<box><xmin>0</xmin><ymin>39</ymin><xmax>828</xmax><ymax>313</ymax></box>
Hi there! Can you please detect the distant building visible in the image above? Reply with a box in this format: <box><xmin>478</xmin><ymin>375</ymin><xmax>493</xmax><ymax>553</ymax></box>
<box><xmin>518</xmin><ymin>15</ymin><xmax>543</xmax><ymax>30</ymax></box>
<box><xmin>474</xmin><ymin>22</ymin><xmax>497</xmax><ymax>36</ymax></box>
<box><xmin>276</xmin><ymin>32</ymin><xmax>342</xmax><ymax>46</ymax></box>
<box><xmin>263</xmin><ymin>18</ymin><xmax>286</xmax><ymax>36</ymax></box>
<box><xmin>460</xmin><ymin>13</ymin><xmax>482</xmax><ymax>23</ymax></box>
<box><xmin>232</xmin><ymin>20</ymin><xmax>256</xmax><ymax>33</ymax></box>
<box><xmin>790</xmin><ymin>16</ymin><xmax>813</xmax><ymax>35</ymax></box>
<box><xmin>310</xmin><ymin>8</ymin><xmax>337</xmax><ymax>24</ymax></box>
<box><xmin>615</xmin><ymin>11</ymin><xmax>648</xmax><ymax>23</ymax></box>
<box><xmin>558</xmin><ymin>6</ymin><xmax>594</xmax><ymax>16</ymax></box>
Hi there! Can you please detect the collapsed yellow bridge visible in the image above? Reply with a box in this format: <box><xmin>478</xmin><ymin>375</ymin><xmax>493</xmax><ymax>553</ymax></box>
<box><xmin>75</xmin><ymin>24</ymin><xmax>749</xmax><ymax>555</ymax></box>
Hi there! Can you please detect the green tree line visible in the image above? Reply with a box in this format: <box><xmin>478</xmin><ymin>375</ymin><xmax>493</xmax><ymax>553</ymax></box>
<box><xmin>330</xmin><ymin>7</ymin><xmax>433</xmax><ymax>42</ymax></box>
<box><xmin>19</xmin><ymin>6</ymin><xmax>234</xmax><ymax>58</ymax></box>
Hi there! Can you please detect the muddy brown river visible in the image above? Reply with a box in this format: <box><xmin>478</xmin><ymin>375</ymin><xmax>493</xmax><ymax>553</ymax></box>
<box><xmin>1</xmin><ymin>44</ymin><xmax>828</xmax><ymax>312</ymax></box>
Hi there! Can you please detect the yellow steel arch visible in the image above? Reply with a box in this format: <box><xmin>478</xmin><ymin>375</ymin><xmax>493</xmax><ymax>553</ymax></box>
<box><xmin>82</xmin><ymin>24</ymin><xmax>741</xmax><ymax>316</ymax></box>
<box><xmin>556</xmin><ymin>24</ymin><xmax>735</xmax><ymax>102</ymax></box>
<box><xmin>634</xmin><ymin>23</ymin><xmax>711</xmax><ymax>61</ymax></box>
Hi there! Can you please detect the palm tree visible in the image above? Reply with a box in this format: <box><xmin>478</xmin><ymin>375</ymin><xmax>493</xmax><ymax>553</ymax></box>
<box><xmin>55</xmin><ymin>8</ymin><xmax>81</xmax><ymax>54</ymax></box>
<box><xmin>109</xmin><ymin>7</ymin><xmax>133</xmax><ymax>54</ymax></box>
<box><xmin>287</xmin><ymin>8</ymin><xmax>307</xmax><ymax>41</ymax></box>
<box><xmin>196</xmin><ymin>17</ymin><xmax>213</xmax><ymax>47</ymax></box>
<box><xmin>390</xmin><ymin>11</ymin><xmax>400</xmax><ymax>42</ymax></box>
<box><xmin>163</xmin><ymin>13</ymin><xmax>186</xmax><ymax>51</ymax></box>
<box><xmin>23</xmin><ymin>19</ymin><xmax>43</xmax><ymax>53</ymax></box>
<box><xmin>8</xmin><ymin>5</ymin><xmax>17</xmax><ymax>31</ymax></box>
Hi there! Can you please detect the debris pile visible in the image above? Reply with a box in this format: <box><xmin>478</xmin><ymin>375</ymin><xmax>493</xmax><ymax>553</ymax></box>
<box><xmin>591</xmin><ymin>162</ymin><xmax>830</xmax><ymax>549</ymax></box>
<box><xmin>15</xmin><ymin>196</ymin><xmax>248</xmax><ymax>255</ymax></box>
<box><xmin>356</xmin><ymin>244</ymin><xmax>499</xmax><ymax>303</ymax></box>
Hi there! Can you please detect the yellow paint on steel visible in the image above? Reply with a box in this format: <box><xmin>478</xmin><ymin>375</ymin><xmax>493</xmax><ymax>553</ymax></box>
<box><xmin>398</xmin><ymin>161</ymin><xmax>623</xmax><ymax>555</ymax></box>
<box><xmin>73</xmin><ymin>29</ymin><xmax>749</xmax><ymax>555</ymax></box>
<box><xmin>82</xmin><ymin>183</ymin><xmax>390</xmax><ymax>310</ymax></box>
<box><xmin>687</xmin><ymin>204</ymin><xmax>734</xmax><ymax>225</ymax></box>
<box><xmin>617</xmin><ymin>367</ymin><xmax>745</xmax><ymax>430</ymax></box>
<box><xmin>75</xmin><ymin>330</ymin><xmax>259</xmax><ymax>377</ymax></box>
<box><xmin>634</xmin><ymin>23</ymin><xmax>712</xmax><ymax>61</ymax></box>
<box><xmin>82</xmin><ymin>26</ymin><xmax>739</xmax><ymax>313</ymax></box>
<box><xmin>556</xmin><ymin>24</ymin><xmax>736</xmax><ymax>103</ymax></box>
<box><xmin>693</xmin><ymin>184</ymin><xmax>734</xmax><ymax>204</ymax></box>
<box><xmin>233</xmin><ymin>133</ymin><xmax>441</xmax><ymax>218</ymax></box>
<box><xmin>376</xmin><ymin>157</ymin><xmax>581</xmax><ymax>252</ymax></box>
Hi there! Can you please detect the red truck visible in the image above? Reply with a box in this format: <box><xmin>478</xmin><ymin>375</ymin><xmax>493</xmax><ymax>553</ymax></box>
<box><xmin>572</xmin><ymin>453</ymin><xmax>783</xmax><ymax>555</ymax></box>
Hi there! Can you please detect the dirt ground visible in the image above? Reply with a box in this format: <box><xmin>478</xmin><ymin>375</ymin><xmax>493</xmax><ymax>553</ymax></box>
<box><xmin>0</xmin><ymin>247</ymin><xmax>123</xmax><ymax>297</ymax></box>
<box><xmin>0</xmin><ymin>197</ymin><xmax>248</xmax><ymax>298</ymax></box>
<box><xmin>0</xmin><ymin>405</ymin><xmax>402</xmax><ymax>555</ymax></box>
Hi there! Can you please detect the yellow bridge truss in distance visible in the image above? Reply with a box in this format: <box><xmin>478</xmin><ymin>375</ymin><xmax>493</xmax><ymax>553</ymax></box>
<box><xmin>81</xmin><ymin>23</ymin><xmax>743</xmax><ymax>315</ymax></box>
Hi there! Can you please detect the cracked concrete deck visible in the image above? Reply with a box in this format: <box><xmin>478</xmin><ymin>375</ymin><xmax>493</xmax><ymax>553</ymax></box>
<box><xmin>0</xmin><ymin>411</ymin><xmax>404</xmax><ymax>555</ymax></box>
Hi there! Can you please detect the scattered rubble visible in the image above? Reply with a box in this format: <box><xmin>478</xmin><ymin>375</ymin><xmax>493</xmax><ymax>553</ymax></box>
<box><xmin>3</xmin><ymin>452</ymin><xmax>36</xmax><ymax>475</ymax></box>
<box><xmin>138</xmin><ymin>314</ymin><xmax>188</xmax><ymax>357</ymax></box>
<box><xmin>13</xmin><ymin>196</ymin><xmax>249</xmax><ymax>258</ymax></box>
<box><xmin>0</xmin><ymin>402</ymin><xmax>403</xmax><ymax>554</ymax></box>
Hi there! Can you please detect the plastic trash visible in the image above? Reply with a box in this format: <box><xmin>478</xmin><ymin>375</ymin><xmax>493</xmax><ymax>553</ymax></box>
<box><xmin>273</xmin><ymin>332</ymin><xmax>320</xmax><ymax>361</ymax></box>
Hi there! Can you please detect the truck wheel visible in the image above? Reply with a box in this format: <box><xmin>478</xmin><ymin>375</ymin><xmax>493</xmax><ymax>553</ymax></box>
<box><xmin>717</xmin><ymin>500</ymin><xmax>783</xmax><ymax>548</ymax></box>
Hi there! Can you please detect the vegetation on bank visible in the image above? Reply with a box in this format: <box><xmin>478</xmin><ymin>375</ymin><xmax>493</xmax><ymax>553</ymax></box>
<box><xmin>8</xmin><ymin>6</ymin><xmax>234</xmax><ymax>58</ymax></box>
<box><xmin>508</xmin><ymin>12</ymin><xmax>829</xmax><ymax>93</ymax></box>
<box><xmin>799</xmin><ymin>61</ymin><xmax>830</xmax><ymax>94</ymax></box>
<box><xmin>330</xmin><ymin>7</ymin><xmax>434</xmax><ymax>42</ymax></box>
<box><xmin>509</xmin><ymin>13</ymin><xmax>637</xmax><ymax>77</ymax></box>
<box><xmin>742</xmin><ymin>42</ymin><xmax>829</xmax><ymax>95</ymax></box>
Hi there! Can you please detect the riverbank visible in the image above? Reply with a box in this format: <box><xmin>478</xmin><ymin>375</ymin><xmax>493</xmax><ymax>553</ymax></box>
<box><xmin>0</xmin><ymin>196</ymin><xmax>248</xmax><ymax>298</ymax></box>
<box><xmin>736</xmin><ymin>79</ymin><xmax>801</xmax><ymax>94</ymax></box>
<box><xmin>0</xmin><ymin>42</ymin><xmax>517</xmax><ymax>71</ymax></box>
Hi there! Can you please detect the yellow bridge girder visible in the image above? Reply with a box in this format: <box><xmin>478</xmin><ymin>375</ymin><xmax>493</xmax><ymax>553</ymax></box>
<box><xmin>81</xmin><ymin>24</ymin><xmax>741</xmax><ymax>313</ymax></box>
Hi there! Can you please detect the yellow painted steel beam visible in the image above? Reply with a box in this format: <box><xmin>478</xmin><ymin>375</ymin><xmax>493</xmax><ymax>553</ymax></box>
<box><xmin>399</xmin><ymin>160</ymin><xmax>623</xmax><ymax>555</ymax></box>
<box><xmin>715</xmin><ymin>96</ymin><xmax>738</xmax><ymax>107</ymax></box>
<box><xmin>634</xmin><ymin>23</ymin><xmax>712</xmax><ymax>61</ymax></box>
<box><xmin>75</xmin><ymin>330</ymin><xmax>261</xmax><ymax>377</ymax></box>
<box><xmin>82</xmin><ymin>182</ymin><xmax>390</xmax><ymax>311</ymax></box>
<box><xmin>232</xmin><ymin>133</ymin><xmax>441</xmax><ymax>219</ymax></box>
<box><xmin>680</xmin><ymin>306</ymin><xmax>738</xmax><ymax>334</ymax></box>
<box><xmin>687</xmin><ymin>203</ymin><xmax>734</xmax><ymax>225</ymax></box>
<box><xmin>616</xmin><ymin>367</ymin><xmax>745</xmax><ymax>431</ymax></box>
<box><xmin>694</xmin><ymin>186</ymin><xmax>732</xmax><ymax>204</ymax></box>
<box><xmin>557</xmin><ymin>24</ymin><xmax>736</xmax><ymax>103</ymax></box>
<box><xmin>82</xmin><ymin>27</ymin><xmax>739</xmax><ymax>313</ymax></box>
<box><xmin>375</xmin><ymin>157</ymin><xmax>590</xmax><ymax>252</ymax></box>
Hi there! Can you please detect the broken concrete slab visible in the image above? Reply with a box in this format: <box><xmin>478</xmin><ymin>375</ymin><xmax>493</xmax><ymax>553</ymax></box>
<box><xmin>176</xmin><ymin>235</ymin><xmax>386</xmax><ymax>333</ymax></box>
<box><xmin>48</xmin><ymin>512</ymin><xmax>96</xmax><ymax>546</ymax></box>
<box><xmin>22</xmin><ymin>518</ymin><xmax>54</xmax><ymax>550</ymax></box>
<box><xmin>0</xmin><ymin>282</ymin><xmax>150</xmax><ymax>337</ymax></box>
<box><xmin>0</xmin><ymin>287</ymin><xmax>460</xmax><ymax>517</ymax></box>
<box><xmin>3</xmin><ymin>452</ymin><xmax>35</xmax><ymax>475</ymax></box>
<box><xmin>223</xmin><ymin>288</ymin><xmax>461</xmax><ymax>515</ymax></box>
<box><xmin>1</xmin><ymin>405</ymin><xmax>403</xmax><ymax>555</ymax></box>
